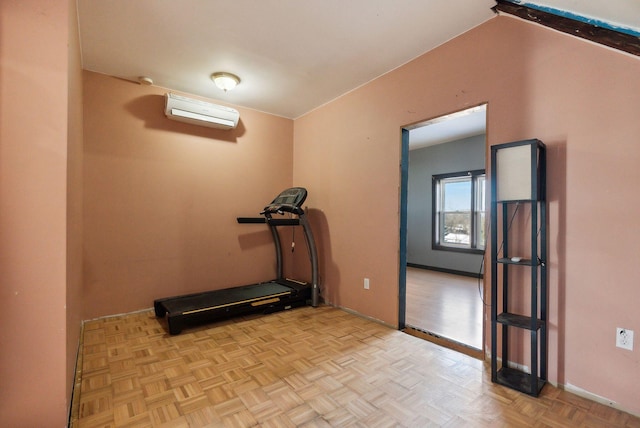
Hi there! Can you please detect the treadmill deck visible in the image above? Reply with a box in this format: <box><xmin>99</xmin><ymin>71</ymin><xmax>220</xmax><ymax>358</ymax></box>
<box><xmin>154</xmin><ymin>279</ymin><xmax>310</xmax><ymax>334</ymax></box>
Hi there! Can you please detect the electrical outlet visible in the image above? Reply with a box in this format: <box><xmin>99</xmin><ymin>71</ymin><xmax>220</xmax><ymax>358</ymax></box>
<box><xmin>364</xmin><ymin>278</ymin><xmax>370</xmax><ymax>290</ymax></box>
<box><xmin>616</xmin><ymin>328</ymin><xmax>634</xmax><ymax>351</ymax></box>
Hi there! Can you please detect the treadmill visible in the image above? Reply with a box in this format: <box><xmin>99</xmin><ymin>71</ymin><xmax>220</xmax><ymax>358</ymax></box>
<box><xmin>154</xmin><ymin>187</ymin><xmax>319</xmax><ymax>334</ymax></box>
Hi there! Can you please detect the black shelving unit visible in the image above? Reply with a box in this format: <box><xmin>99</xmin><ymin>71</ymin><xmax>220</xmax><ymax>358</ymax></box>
<box><xmin>490</xmin><ymin>139</ymin><xmax>547</xmax><ymax>397</ymax></box>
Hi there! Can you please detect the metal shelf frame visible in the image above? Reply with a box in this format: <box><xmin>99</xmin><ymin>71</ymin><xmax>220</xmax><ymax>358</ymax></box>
<box><xmin>490</xmin><ymin>139</ymin><xmax>548</xmax><ymax>397</ymax></box>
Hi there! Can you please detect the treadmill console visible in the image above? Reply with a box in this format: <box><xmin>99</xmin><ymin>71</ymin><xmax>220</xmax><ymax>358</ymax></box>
<box><xmin>262</xmin><ymin>187</ymin><xmax>307</xmax><ymax>215</ymax></box>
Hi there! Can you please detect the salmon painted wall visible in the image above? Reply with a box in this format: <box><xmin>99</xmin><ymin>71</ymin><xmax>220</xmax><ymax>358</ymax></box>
<box><xmin>67</xmin><ymin>0</ymin><xmax>85</xmax><ymax>402</ymax></box>
<box><xmin>0</xmin><ymin>0</ymin><xmax>70</xmax><ymax>425</ymax></box>
<box><xmin>82</xmin><ymin>71</ymin><xmax>294</xmax><ymax>319</ymax></box>
<box><xmin>293</xmin><ymin>16</ymin><xmax>640</xmax><ymax>414</ymax></box>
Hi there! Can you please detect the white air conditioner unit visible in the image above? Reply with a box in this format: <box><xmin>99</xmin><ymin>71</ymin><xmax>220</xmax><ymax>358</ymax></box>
<box><xmin>164</xmin><ymin>93</ymin><xmax>239</xmax><ymax>130</ymax></box>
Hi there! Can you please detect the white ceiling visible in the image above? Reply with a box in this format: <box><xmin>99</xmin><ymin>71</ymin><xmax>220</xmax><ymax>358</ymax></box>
<box><xmin>78</xmin><ymin>0</ymin><xmax>640</xmax><ymax>123</ymax></box>
<box><xmin>77</xmin><ymin>0</ymin><xmax>496</xmax><ymax>119</ymax></box>
<box><xmin>408</xmin><ymin>106</ymin><xmax>487</xmax><ymax>151</ymax></box>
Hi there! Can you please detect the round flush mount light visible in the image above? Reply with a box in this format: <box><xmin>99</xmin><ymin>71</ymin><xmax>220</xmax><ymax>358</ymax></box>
<box><xmin>211</xmin><ymin>72</ymin><xmax>240</xmax><ymax>92</ymax></box>
<box><xmin>138</xmin><ymin>76</ymin><xmax>154</xmax><ymax>85</ymax></box>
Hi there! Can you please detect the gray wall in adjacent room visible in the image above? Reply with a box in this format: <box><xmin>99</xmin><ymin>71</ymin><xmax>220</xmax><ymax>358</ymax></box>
<box><xmin>407</xmin><ymin>134</ymin><xmax>486</xmax><ymax>275</ymax></box>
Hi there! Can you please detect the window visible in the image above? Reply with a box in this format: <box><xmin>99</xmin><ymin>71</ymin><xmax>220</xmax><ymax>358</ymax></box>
<box><xmin>433</xmin><ymin>170</ymin><xmax>485</xmax><ymax>253</ymax></box>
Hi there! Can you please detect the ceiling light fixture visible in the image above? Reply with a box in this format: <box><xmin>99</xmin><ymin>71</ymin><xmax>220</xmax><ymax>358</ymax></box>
<box><xmin>138</xmin><ymin>76</ymin><xmax>154</xmax><ymax>85</ymax></box>
<box><xmin>211</xmin><ymin>72</ymin><xmax>240</xmax><ymax>92</ymax></box>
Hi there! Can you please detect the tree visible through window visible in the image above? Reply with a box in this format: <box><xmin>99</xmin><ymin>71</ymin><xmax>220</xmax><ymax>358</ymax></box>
<box><xmin>433</xmin><ymin>170</ymin><xmax>485</xmax><ymax>253</ymax></box>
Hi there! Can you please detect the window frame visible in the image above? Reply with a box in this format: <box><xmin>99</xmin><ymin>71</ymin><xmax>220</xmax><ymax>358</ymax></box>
<box><xmin>432</xmin><ymin>169</ymin><xmax>486</xmax><ymax>255</ymax></box>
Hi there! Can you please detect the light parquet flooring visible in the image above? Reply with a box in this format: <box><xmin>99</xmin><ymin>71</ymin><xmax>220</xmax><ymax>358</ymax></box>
<box><xmin>71</xmin><ymin>306</ymin><xmax>640</xmax><ymax>427</ymax></box>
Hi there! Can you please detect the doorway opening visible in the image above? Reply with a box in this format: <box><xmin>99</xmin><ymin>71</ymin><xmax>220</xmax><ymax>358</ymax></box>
<box><xmin>399</xmin><ymin>104</ymin><xmax>487</xmax><ymax>358</ymax></box>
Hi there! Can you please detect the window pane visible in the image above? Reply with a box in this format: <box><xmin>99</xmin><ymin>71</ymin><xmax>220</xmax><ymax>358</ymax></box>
<box><xmin>443</xmin><ymin>212</ymin><xmax>471</xmax><ymax>245</ymax></box>
<box><xmin>476</xmin><ymin>211</ymin><xmax>486</xmax><ymax>248</ymax></box>
<box><xmin>475</xmin><ymin>176</ymin><xmax>486</xmax><ymax>211</ymax></box>
<box><xmin>433</xmin><ymin>171</ymin><xmax>485</xmax><ymax>252</ymax></box>
<box><xmin>475</xmin><ymin>175</ymin><xmax>486</xmax><ymax>248</ymax></box>
<box><xmin>441</xmin><ymin>177</ymin><xmax>471</xmax><ymax>247</ymax></box>
<box><xmin>443</xmin><ymin>179</ymin><xmax>471</xmax><ymax>211</ymax></box>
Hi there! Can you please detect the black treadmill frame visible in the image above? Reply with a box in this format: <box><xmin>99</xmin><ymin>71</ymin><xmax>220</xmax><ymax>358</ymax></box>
<box><xmin>154</xmin><ymin>187</ymin><xmax>319</xmax><ymax>334</ymax></box>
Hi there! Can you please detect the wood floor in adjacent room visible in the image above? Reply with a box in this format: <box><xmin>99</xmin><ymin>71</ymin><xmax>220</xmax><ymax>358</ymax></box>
<box><xmin>405</xmin><ymin>267</ymin><xmax>484</xmax><ymax>350</ymax></box>
<box><xmin>70</xmin><ymin>306</ymin><xmax>639</xmax><ymax>427</ymax></box>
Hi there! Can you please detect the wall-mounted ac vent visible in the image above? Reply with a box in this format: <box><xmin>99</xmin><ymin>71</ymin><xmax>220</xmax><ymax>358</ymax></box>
<box><xmin>164</xmin><ymin>93</ymin><xmax>239</xmax><ymax>130</ymax></box>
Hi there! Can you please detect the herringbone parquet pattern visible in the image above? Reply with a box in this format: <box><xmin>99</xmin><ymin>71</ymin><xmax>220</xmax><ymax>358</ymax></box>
<box><xmin>70</xmin><ymin>306</ymin><xmax>640</xmax><ymax>427</ymax></box>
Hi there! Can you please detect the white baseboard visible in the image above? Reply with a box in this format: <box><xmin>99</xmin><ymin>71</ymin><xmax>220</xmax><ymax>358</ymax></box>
<box><xmin>557</xmin><ymin>382</ymin><xmax>639</xmax><ymax>418</ymax></box>
<box><xmin>484</xmin><ymin>351</ymin><xmax>639</xmax><ymax>418</ymax></box>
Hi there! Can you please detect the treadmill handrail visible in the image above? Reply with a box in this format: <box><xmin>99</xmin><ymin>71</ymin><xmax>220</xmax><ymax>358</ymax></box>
<box><xmin>237</xmin><ymin>217</ymin><xmax>266</xmax><ymax>224</ymax></box>
<box><xmin>239</xmin><ymin>187</ymin><xmax>319</xmax><ymax>307</ymax></box>
<box><xmin>236</xmin><ymin>217</ymin><xmax>300</xmax><ymax>226</ymax></box>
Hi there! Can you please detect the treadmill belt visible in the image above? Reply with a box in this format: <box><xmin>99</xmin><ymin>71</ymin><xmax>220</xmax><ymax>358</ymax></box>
<box><xmin>161</xmin><ymin>282</ymin><xmax>293</xmax><ymax>314</ymax></box>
